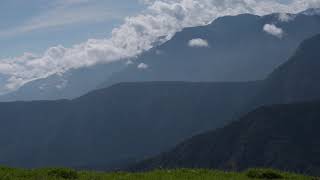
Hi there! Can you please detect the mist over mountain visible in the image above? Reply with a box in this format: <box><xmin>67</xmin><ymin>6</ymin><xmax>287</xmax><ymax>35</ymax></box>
<box><xmin>0</xmin><ymin>62</ymin><xmax>124</xmax><ymax>101</ymax></box>
<box><xmin>1</xmin><ymin>12</ymin><xmax>320</xmax><ymax>102</ymax></box>
<box><xmin>100</xmin><ymin>12</ymin><xmax>320</xmax><ymax>87</ymax></box>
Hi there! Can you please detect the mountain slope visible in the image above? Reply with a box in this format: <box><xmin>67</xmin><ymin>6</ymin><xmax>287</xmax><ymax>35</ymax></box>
<box><xmin>129</xmin><ymin>34</ymin><xmax>320</xmax><ymax>175</ymax></box>
<box><xmin>249</xmin><ymin>33</ymin><xmax>320</xmax><ymax>108</ymax></box>
<box><xmin>101</xmin><ymin>12</ymin><xmax>320</xmax><ymax>88</ymax></box>
<box><xmin>130</xmin><ymin>101</ymin><xmax>320</xmax><ymax>176</ymax></box>
<box><xmin>0</xmin><ymin>81</ymin><xmax>259</xmax><ymax>169</ymax></box>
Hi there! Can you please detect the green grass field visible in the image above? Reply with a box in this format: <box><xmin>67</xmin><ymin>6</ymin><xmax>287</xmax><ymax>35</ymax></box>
<box><xmin>0</xmin><ymin>166</ymin><xmax>317</xmax><ymax>180</ymax></box>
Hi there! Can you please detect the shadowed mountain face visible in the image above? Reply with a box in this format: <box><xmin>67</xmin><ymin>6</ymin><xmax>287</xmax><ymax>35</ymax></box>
<box><xmin>130</xmin><ymin>101</ymin><xmax>320</xmax><ymax>176</ymax></box>
<box><xmin>1</xmin><ymin>12</ymin><xmax>320</xmax><ymax>102</ymax></box>
<box><xmin>100</xmin><ymin>13</ymin><xmax>320</xmax><ymax>87</ymax></box>
<box><xmin>0</xmin><ymin>81</ymin><xmax>259</xmax><ymax>169</ymax></box>
<box><xmin>249</xmin><ymin>33</ymin><xmax>320</xmax><ymax>108</ymax></box>
<box><xmin>129</xmin><ymin>34</ymin><xmax>320</xmax><ymax>175</ymax></box>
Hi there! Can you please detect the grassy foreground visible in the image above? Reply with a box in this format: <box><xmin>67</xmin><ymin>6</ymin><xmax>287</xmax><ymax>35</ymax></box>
<box><xmin>0</xmin><ymin>166</ymin><xmax>317</xmax><ymax>180</ymax></box>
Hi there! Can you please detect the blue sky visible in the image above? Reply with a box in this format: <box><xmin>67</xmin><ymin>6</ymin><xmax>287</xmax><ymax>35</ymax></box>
<box><xmin>0</xmin><ymin>0</ymin><xmax>145</xmax><ymax>58</ymax></box>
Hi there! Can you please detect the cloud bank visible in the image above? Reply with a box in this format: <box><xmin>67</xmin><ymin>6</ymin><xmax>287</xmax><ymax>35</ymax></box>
<box><xmin>0</xmin><ymin>0</ymin><xmax>319</xmax><ymax>94</ymax></box>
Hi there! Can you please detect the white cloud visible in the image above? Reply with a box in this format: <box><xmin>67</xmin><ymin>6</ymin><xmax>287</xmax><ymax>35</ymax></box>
<box><xmin>126</xmin><ymin>60</ymin><xmax>134</xmax><ymax>65</ymax></box>
<box><xmin>138</xmin><ymin>63</ymin><xmax>149</xmax><ymax>69</ymax></box>
<box><xmin>0</xmin><ymin>0</ymin><xmax>319</xmax><ymax>94</ymax></box>
<box><xmin>188</xmin><ymin>38</ymin><xmax>209</xmax><ymax>47</ymax></box>
<box><xmin>263</xmin><ymin>24</ymin><xmax>284</xmax><ymax>38</ymax></box>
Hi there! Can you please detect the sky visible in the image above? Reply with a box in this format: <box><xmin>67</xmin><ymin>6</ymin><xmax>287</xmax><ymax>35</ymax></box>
<box><xmin>0</xmin><ymin>0</ymin><xmax>319</xmax><ymax>94</ymax></box>
<box><xmin>0</xmin><ymin>0</ymin><xmax>145</xmax><ymax>58</ymax></box>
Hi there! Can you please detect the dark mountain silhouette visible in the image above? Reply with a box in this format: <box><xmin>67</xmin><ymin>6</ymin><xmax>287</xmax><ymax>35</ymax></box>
<box><xmin>100</xmin><ymin>13</ymin><xmax>320</xmax><ymax>88</ymax></box>
<box><xmin>0</xmin><ymin>81</ymin><xmax>259</xmax><ymax>169</ymax></box>
<box><xmin>130</xmin><ymin>101</ymin><xmax>320</xmax><ymax>176</ymax></box>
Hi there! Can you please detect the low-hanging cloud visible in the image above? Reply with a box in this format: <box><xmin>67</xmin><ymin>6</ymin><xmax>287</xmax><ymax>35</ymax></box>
<box><xmin>0</xmin><ymin>0</ymin><xmax>319</xmax><ymax>94</ymax></box>
<box><xmin>263</xmin><ymin>24</ymin><xmax>284</xmax><ymax>38</ymax></box>
<box><xmin>138</xmin><ymin>63</ymin><xmax>149</xmax><ymax>69</ymax></box>
<box><xmin>188</xmin><ymin>38</ymin><xmax>209</xmax><ymax>48</ymax></box>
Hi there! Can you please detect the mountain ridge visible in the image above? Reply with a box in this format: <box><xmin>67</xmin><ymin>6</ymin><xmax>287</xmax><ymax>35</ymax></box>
<box><xmin>0</xmin><ymin>80</ymin><xmax>260</xmax><ymax>169</ymax></box>
<box><xmin>129</xmin><ymin>100</ymin><xmax>320</xmax><ymax>175</ymax></box>
<box><xmin>100</xmin><ymin>12</ymin><xmax>320</xmax><ymax>88</ymax></box>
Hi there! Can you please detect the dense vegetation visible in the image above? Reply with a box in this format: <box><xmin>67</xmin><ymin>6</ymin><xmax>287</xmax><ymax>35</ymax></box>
<box><xmin>0</xmin><ymin>167</ymin><xmax>315</xmax><ymax>180</ymax></box>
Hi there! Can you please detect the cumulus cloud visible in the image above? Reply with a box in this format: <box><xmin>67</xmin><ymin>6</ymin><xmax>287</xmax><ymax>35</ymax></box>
<box><xmin>138</xmin><ymin>63</ymin><xmax>149</xmax><ymax>69</ymax></box>
<box><xmin>263</xmin><ymin>24</ymin><xmax>284</xmax><ymax>38</ymax></box>
<box><xmin>188</xmin><ymin>38</ymin><xmax>209</xmax><ymax>47</ymax></box>
<box><xmin>0</xmin><ymin>0</ymin><xmax>319</xmax><ymax>94</ymax></box>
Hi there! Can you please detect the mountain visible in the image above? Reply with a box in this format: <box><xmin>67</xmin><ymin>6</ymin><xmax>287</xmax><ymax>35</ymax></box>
<box><xmin>0</xmin><ymin>81</ymin><xmax>259</xmax><ymax>169</ymax></box>
<box><xmin>129</xmin><ymin>101</ymin><xmax>320</xmax><ymax>176</ymax></box>
<box><xmin>301</xmin><ymin>8</ymin><xmax>320</xmax><ymax>16</ymax></box>
<box><xmin>100</xmin><ymin>12</ymin><xmax>320</xmax><ymax>88</ymax></box>
<box><xmin>249</xmin><ymin>33</ymin><xmax>320</xmax><ymax>108</ymax></box>
<box><xmin>1</xmin><ymin>32</ymin><xmax>320</xmax><ymax>170</ymax></box>
<box><xmin>129</xmin><ymin>34</ymin><xmax>320</xmax><ymax>175</ymax></box>
<box><xmin>0</xmin><ymin>61</ymin><xmax>124</xmax><ymax>102</ymax></box>
<box><xmin>2</xmin><ymin>12</ymin><xmax>320</xmax><ymax>102</ymax></box>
